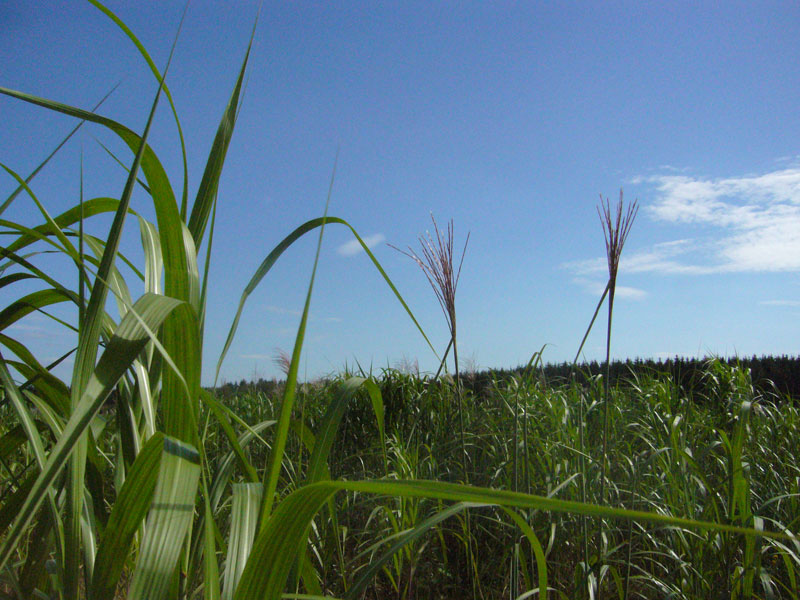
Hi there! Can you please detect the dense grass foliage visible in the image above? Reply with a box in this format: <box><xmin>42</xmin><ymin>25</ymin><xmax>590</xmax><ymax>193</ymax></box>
<box><xmin>1</xmin><ymin>4</ymin><xmax>797</xmax><ymax>599</ymax></box>
<box><xmin>203</xmin><ymin>362</ymin><xmax>800</xmax><ymax>599</ymax></box>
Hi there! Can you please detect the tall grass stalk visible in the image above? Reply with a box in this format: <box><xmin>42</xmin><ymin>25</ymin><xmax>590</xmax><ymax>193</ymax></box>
<box><xmin>597</xmin><ymin>191</ymin><xmax>638</xmax><ymax>566</ymax></box>
<box><xmin>392</xmin><ymin>216</ymin><xmax>470</xmax><ymax>480</ymax></box>
<box><xmin>392</xmin><ymin>215</ymin><xmax>475</xmax><ymax>595</ymax></box>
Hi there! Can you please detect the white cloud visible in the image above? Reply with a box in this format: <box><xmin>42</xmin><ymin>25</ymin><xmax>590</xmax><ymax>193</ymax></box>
<box><xmin>615</xmin><ymin>286</ymin><xmax>648</xmax><ymax>300</ymax></box>
<box><xmin>570</xmin><ymin>164</ymin><xmax>800</xmax><ymax>279</ymax></box>
<box><xmin>644</xmin><ymin>167</ymin><xmax>800</xmax><ymax>272</ymax></box>
<box><xmin>337</xmin><ymin>233</ymin><xmax>386</xmax><ymax>257</ymax></box>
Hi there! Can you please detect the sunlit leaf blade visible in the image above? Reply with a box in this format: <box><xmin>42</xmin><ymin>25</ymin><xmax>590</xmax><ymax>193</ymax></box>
<box><xmin>4</xmin><ymin>198</ymin><xmax>136</xmax><ymax>257</ymax></box>
<box><xmin>90</xmin><ymin>432</ymin><xmax>165</xmax><ymax>600</ymax></box>
<box><xmin>127</xmin><ymin>438</ymin><xmax>202</xmax><ymax>600</ymax></box>
<box><xmin>187</xmin><ymin>8</ymin><xmax>259</xmax><ymax>247</ymax></box>
<box><xmin>139</xmin><ymin>218</ymin><xmax>163</xmax><ymax>295</ymax></box>
<box><xmin>0</xmin><ymin>289</ymin><xmax>76</xmax><ymax>332</ymax></box>
<box><xmin>0</xmin><ymin>293</ymin><xmax>184</xmax><ymax>573</ymax></box>
<box><xmin>161</xmin><ymin>302</ymin><xmax>201</xmax><ymax>446</ymax></box>
<box><xmin>222</xmin><ymin>483</ymin><xmax>263</xmax><ymax>600</ymax></box>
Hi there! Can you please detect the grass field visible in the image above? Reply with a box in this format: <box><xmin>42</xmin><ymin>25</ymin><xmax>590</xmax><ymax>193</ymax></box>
<box><xmin>0</xmin><ymin>3</ymin><xmax>798</xmax><ymax>599</ymax></box>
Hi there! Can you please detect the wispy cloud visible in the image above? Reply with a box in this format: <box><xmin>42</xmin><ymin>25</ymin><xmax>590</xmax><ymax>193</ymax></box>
<box><xmin>265</xmin><ymin>305</ymin><xmax>301</xmax><ymax>317</ymax></box>
<box><xmin>571</xmin><ymin>277</ymin><xmax>647</xmax><ymax>300</ymax></box>
<box><xmin>760</xmin><ymin>300</ymin><xmax>800</xmax><ymax>307</ymax></box>
<box><xmin>240</xmin><ymin>354</ymin><xmax>273</xmax><ymax>359</ymax></box>
<box><xmin>645</xmin><ymin>167</ymin><xmax>800</xmax><ymax>273</ymax></box>
<box><xmin>567</xmin><ymin>240</ymin><xmax>707</xmax><ymax>276</ymax></box>
<box><xmin>337</xmin><ymin>233</ymin><xmax>386</xmax><ymax>257</ymax></box>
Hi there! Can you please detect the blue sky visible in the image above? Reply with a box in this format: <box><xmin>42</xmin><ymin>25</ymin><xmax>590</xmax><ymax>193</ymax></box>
<box><xmin>2</xmin><ymin>1</ymin><xmax>800</xmax><ymax>385</ymax></box>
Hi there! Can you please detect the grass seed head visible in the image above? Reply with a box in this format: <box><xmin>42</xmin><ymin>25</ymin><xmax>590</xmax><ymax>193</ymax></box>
<box><xmin>273</xmin><ymin>347</ymin><xmax>291</xmax><ymax>376</ymax></box>
<box><xmin>598</xmin><ymin>189</ymin><xmax>638</xmax><ymax>289</ymax></box>
<box><xmin>391</xmin><ymin>214</ymin><xmax>469</xmax><ymax>340</ymax></box>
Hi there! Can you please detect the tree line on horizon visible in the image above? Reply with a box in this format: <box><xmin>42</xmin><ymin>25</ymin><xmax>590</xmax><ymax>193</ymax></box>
<box><xmin>214</xmin><ymin>354</ymin><xmax>800</xmax><ymax>403</ymax></box>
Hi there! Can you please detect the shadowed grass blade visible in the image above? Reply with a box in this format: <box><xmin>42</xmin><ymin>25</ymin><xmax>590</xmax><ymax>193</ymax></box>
<box><xmin>346</xmin><ymin>502</ymin><xmax>471</xmax><ymax>599</ymax></box>
<box><xmin>305</xmin><ymin>377</ymin><xmax>383</xmax><ymax>484</ymax></box>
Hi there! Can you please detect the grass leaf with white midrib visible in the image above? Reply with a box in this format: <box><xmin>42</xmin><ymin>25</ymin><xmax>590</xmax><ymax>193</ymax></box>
<box><xmin>126</xmin><ymin>438</ymin><xmax>202</xmax><ymax>600</ymax></box>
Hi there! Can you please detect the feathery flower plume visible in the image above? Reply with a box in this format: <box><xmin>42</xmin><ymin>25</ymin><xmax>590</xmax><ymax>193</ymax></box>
<box><xmin>392</xmin><ymin>214</ymin><xmax>469</xmax><ymax>346</ymax></box>
<box><xmin>598</xmin><ymin>190</ymin><xmax>638</xmax><ymax>295</ymax></box>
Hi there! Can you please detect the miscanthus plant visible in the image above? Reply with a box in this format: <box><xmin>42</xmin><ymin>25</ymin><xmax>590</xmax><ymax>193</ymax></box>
<box><xmin>0</xmin><ymin>4</ymin><xmax>790</xmax><ymax>600</ymax></box>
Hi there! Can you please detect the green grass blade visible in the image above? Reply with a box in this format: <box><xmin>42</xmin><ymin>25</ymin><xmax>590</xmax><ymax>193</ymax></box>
<box><xmin>198</xmin><ymin>193</ymin><xmax>218</xmax><ymax>342</ymax></box>
<box><xmin>305</xmin><ymin>377</ymin><xmax>383</xmax><ymax>484</ymax></box>
<box><xmin>88</xmin><ymin>0</ymin><xmax>189</xmax><ymax>214</ymax></box>
<box><xmin>92</xmin><ymin>135</ymin><xmax>152</xmax><ymax>194</ymax></box>
<box><xmin>202</xmin><ymin>476</ymin><xmax>221</xmax><ymax>600</ymax></box>
<box><xmin>236</xmin><ymin>479</ymin><xmax>796</xmax><ymax>600</ymax></box>
<box><xmin>126</xmin><ymin>438</ymin><xmax>201</xmax><ymax>600</ymax></box>
<box><xmin>203</xmin><ymin>391</ymin><xmax>258</xmax><ymax>483</ymax></box>
<box><xmin>0</xmin><ymin>332</ymin><xmax>70</xmax><ymax>416</ymax></box>
<box><xmin>90</xmin><ymin>432</ymin><xmax>165</xmax><ymax>600</ymax></box>
<box><xmin>0</xmin><ymin>83</ymin><xmax>119</xmax><ymax>216</ymax></box>
<box><xmin>0</xmin><ymin>163</ymin><xmax>79</xmax><ymax>260</ymax></box>
<box><xmin>208</xmin><ymin>419</ymin><xmax>275</xmax><ymax>512</ymax></box>
<box><xmin>0</xmin><ymin>353</ymin><xmax>65</xmax><ymax>567</ymax></box>
<box><xmin>187</xmin><ymin>8</ymin><xmax>259</xmax><ymax>246</ymax></box>
<box><xmin>3</xmin><ymin>197</ymin><xmax>138</xmax><ymax>257</ymax></box>
<box><xmin>0</xmin><ymin>293</ymin><xmax>184</xmax><ymax>573</ymax></box>
<box><xmin>345</xmin><ymin>502</ymin><xmax>471</xmax><ymax>599</ymax></box>
<box><xmin>138</xmin><ymin>217</ymin><xmax>163</xmax><ymax>295</ymax></box>
<box><xmin>160</xmin><ymin>301</ymin><xmax>201</xmax><ymax>446</ymax></box>
<box><xmin>502</xmin><ymin>508</ymin><xmax>548</xmax><ymax>599</ymax></box>
<box><xmin>222</xmin><ymin>483</ymin><xmax>263</xmax><ymax>600</ymax></box>
<box><xmin>258</xmin><ymin>157</ymin><xmax>337</xmax><ymax>530</ymax></box>
<box><xmin>0</xmin><ymin>289</ymin><xmax>76</xmax><ymax>332</ymax></box>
